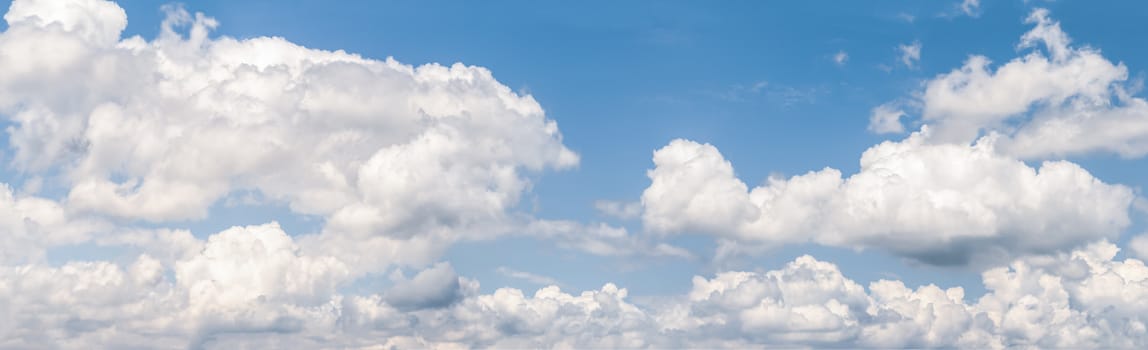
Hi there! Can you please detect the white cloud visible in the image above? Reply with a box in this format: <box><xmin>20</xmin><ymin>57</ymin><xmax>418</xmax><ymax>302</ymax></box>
<box><xmin>0</xmin><ymin>1</ymin><xmax>681</xmax><ymax>346</ymax></box>
<box><xmin>594</xmin><ymin>200</ymin><xmax>642</xmax><ymax>219</ymax></box>
<box><xmin>868</xmin><ymin>103</ymin><xmax>907</xmax><ymax>134</ymax></box>
<box><xmin>497</xmin><ymin>266</ymin><xmax>561</xmax><ymax>286</ymax></box>
<box><xmin>641</xmin><ymin>139</ymin><xmax>759</xmax><ymax>236</ymax></box>
<box><xmin>658</xmin><ymin>242</ymin><xmax>1148</xmax><ymax>348</ymax></box>
<box><xmin>959</xmin><ymin>0</ymin><xmax>981</xmax><ymax>17</ymax></box>
<box><xmin>175</xmin><ymin>223</ymin><xmax>350</xmax><ymax>309</ymax></box>
<box><xmin>0</xmin><ymin>0</ymin><xmax>578</xmax><ymax>237</ymax></box>
<box><xmin>834</xmin><ymin>51</ymin><xmax>849</xmax><ymax>66</ymax></box>
<box><xmin>0</xmin><ymin>222</ymin><xmax>354</xmax><ymax>349</ymax></box>
<box><xmin>0</xmin><ymin>256</ymin><xmax>185</xmax><ymax>348</ymax></box>
<box><xmin>668</xmin><ymin>256</ymin><xmax>873</xmax><ymax>345</ymax></box>
<box><xmin>4</xmin><ymin>0</ymin><xmax>126</xmax><ymax>45</ymax></box>
<box><xmin>898</xmin><ymin>41</ymin><xmax>921</xmax><ymax>68</ymax></box>
<box><xmin>641</xmin><ymin>132</ymin><xmax>1134</xmax><ymax>265</ymax></box>
<box><xmin>0</xmin><ymin>184</ymin><xmax>108</xmax><ymax>263</ymax></box>
<box><xmin>0</xmin><ymin>0</ymin><xmax>603</xmax><ymax>280</ymax></box>
<box><xmin>898</xmin><ymin>8</ymin><xmax>1148</xmax><ymax>159</ymax></box>
<box><xmin>430</xmin><ymin>283</ymin><xmax>654</xmax><ymax>348</ymax></box>
<box><xmin>527</xmin><ymin>219</ymin><xmax>694</xmax><ymax>259</ymax></box>
<box><xmin>5</xmin><ymin>238</ymin><xmax>1147</xmax><ymax>348</ymax></box>
<box><xmin>0</xmin><ymin>197</ymin><xmax>679</xmax><ymax>348</ymax></box>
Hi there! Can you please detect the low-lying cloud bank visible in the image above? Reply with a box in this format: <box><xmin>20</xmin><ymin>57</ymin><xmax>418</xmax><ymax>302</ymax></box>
<box><xmin>3</xmin><ymin>223</ymin><xmax>1146</xmax><ymax>349</ymax></box>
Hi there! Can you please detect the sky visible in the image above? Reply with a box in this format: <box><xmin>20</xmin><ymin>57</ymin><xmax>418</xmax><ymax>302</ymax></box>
<box><xmin>3</xmin><ymin>0</ymin><xmax>1148</xmax><ymax>348</ymax></box>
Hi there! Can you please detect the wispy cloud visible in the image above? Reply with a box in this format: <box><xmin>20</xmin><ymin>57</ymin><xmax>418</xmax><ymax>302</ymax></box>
<box><xmin>897</xmin><ymin>12</ymin><xmax>916</xmax><ymax>23</ymax></box>
<box><xmin>959</xmin><ymin>0</ymin><xmax>981</xmax><ymax>18</ymax></box>
<box><xmin>833</xmin><ymin>50</ymin><xmax>849</xmax><ymax>66</ymax></box>
<box><xmin>898</xmin><ymin>40</ymin><xmax>922</xmax><ymax>68</ymax></box>
<box><xmin>496</xmin><ymin>266</ymin><xmax>561</xmax><ymax>286</ymax></box>
<box><xmin>594</xmin><ymin>200</ymin><xmax>641</xmax><ymax>220</ymax></box>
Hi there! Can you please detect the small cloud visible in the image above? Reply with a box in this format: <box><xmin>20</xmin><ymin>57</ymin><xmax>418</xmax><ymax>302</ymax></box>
<box><xmin>594</xmin><ymin>200</ymin><xmax>642</xmax><ymax>220</ymax></box>
<box><xmin>896</xmin><ymin>12</ymin><xmax>916</xmax><ymax>23</ymax></box>
<box><xmin>385</xmin><ymin>263</ymin><xmax>464</xmax><ymax>311</ymax></box>
<box><xmin>959</xmin><ymin>0</ymin><xmax>981</xmax><ymax>18</ymax></box>
<box><xmin>496</xmin><ymin>266</ymin><xmax>560</xmax><ymax>286</ymax></box>
<box><xmin>750</xmin><ymin>80</ymin><xmax>769</xmax><ymax>93</ymax></box>
<box><xmin>869</xmin><ymin>103</ymin><xmax>908</xmax><ymax>134</ymax></box>
<box><xmin>940</xmin><ymin>0</ymin><xmax>982</xmax><ymax>19</ymax></box>
<box><xmin>898</xmin><ymin>41</ymin><xmax>921</xmax><ymax>68</ymax></box>
<box><xmin>833</xmin><ymin>51</ymin><xmax>849</xmax><ymax>66</ymax></box>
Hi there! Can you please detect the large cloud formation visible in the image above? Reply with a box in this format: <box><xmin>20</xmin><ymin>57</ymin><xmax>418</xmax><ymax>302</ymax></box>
<box><xmin>0</xmin><ymin>0</ymin><xmax>680</xmax><ymax>274</ymax></box>
<box><xmin>642</xmin><ymin>131</ymin><xmax>1133</xmax><ymax>265</ymax></box>
<box><xmin>0</xmin><ymin>0</ymin><xmax>578</xmax><ymax>234</ymax></box>
<box><xmin>0</xmin><ymin>0</ymin><xmax>664</xmax><ymax>346</ymax></box>
<box><xmin>4</xmin><ymin>227</ymin><xmax>1147</xmax><ymax>348</ymax></box>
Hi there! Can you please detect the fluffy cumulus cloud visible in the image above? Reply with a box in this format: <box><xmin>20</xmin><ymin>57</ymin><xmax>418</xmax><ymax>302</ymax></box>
<box><xmin>641</xmin><ymin>131</ymin><xmax>1133</xmax><ymax>265</ymax></box>
<box><xmin>0</xmin><ymin>184</ymin><xmax>108</xmax><ymax>263</ymax></box>
<box><xmin>0</xmin><ymin>0</ymin><xmax>666</xmax><ymax>275</ymax></box>
<box><xmin>908</xmin><ymin>8</ymin><xmax>1148</xmax><ymax>158</ymax></box>
<box><xmin>0</xmin><ymin>0</ymin><xmax>672</xmax><ymax>347</ymax></box>
<box><xmin>5</xmin><ymin>234</ymin><xmax>1147</xmax><ymax>348</ymax></box>
<box><xmin>368</xmin><ymin>242</ymin><xmax>1148</xmax><ymax>349</ymax></box>
<box><xmin>0</xmin><ymin>223</ymin><xmax>349</xmax><ymax>349</ymax></box>
<box><xmin>0</xmin><ymin>0</ymin><xmax>578</xmax><ymax>234</ymax></box>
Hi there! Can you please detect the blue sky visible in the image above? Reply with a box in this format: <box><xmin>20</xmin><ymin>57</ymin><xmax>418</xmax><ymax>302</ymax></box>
<box><xmin>5</xmin><ymin>0</ymin><xmax>1148</xmax><ymax>348</ymax></box>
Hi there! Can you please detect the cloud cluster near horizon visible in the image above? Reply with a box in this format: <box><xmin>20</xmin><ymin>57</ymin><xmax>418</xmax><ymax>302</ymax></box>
<box><xmin>1</xmin><ymin>0</ymin><xmax>1148</xmax><ymax>348</ymax></box>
